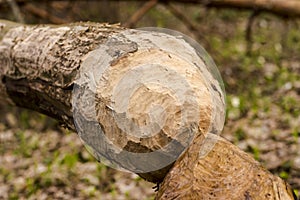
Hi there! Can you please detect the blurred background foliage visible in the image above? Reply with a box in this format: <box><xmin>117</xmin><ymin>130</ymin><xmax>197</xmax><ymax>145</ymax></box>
<box><xmin>0</xmin><ymin>1</ymin><xmax>299</xmax><ymax>199</ymax></box>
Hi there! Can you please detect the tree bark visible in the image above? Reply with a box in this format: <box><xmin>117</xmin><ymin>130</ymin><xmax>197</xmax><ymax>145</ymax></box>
<box><xmin>0</xmin><ymin>20</ymin><xmax>123</xmax><ymax>129</ymax></box>
<box><xmin>0</xmin><ymin>20</ymin><xmax>296</xmax><ymax>199</ymax></box>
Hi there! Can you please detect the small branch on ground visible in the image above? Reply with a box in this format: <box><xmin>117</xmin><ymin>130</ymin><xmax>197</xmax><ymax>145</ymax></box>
<box><xmin>6</xmin><ymin>0</ymin><xmax>24</xmax><ymax>23</ymax></box>
<box><xmin>124</xmin><ymin>0</ymin><xmax>157</xmax><ymax>28</ymax></box>
<box><xmin>23</xmin><ymin>3</ymin><xmax>68</xmax><ymax>24</ymax></box>
<box><xmin>245</xmin><ymin>11</ymin><xmax>260</xmax><ymax>56</ymax></box>
<box><xmin>163</xmin><ymin>3</ymin><xmax>207</xmax><ymax>43</ymax></box>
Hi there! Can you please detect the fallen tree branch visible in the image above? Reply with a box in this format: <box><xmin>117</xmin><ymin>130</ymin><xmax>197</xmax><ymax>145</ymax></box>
<box><xmin>124</xmin><ymin>0</ymin><xmax>157</xmax><ymax>28</ymax></box>
<box><xmin>164</xmin><ymin>2</ymin><xmax>201</xmax><ymax>35</ymax></box>
<box><xmin>1</xmin><ymin>0</ymin><xmax>300</xmax><ymax>18</ymax></box>
<box><xmin>119</xmin><ymin>0</ymin><xmax>300</xmax><ymax>18</ymax></box>
<box><xmin>6</xmin><ymin>0</ymin><xmax>24</xmax><ymax>23</ymax></box>
<box><xmin>23</xmin><ymin>3</ymin><xmax>68</xmax><ymax>24</ymax></box>
<box><xmin>245</xmin><ymin>11</ymin><xmax>260</xmax><ymax>56</ymax></box>
<box><xmin>0</xmin><ymin>20</ymin><xmax>296</xmax><ymax>199</ymax></box>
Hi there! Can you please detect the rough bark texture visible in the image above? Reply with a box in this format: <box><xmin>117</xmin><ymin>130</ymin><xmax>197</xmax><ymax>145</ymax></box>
<box><xmin>156</xmin><ymin>133</ymin><xmax>296</xmax><ymax>200</ymax></box>
<box><xmin>0</xmin><ymin>20</ymin><xmax>296</xmax><ymax>199</ymax></box>
<box><xmin>0</xmin><ymin>19</ymin><xmax>123</xmax><ymax>129</ymax></box>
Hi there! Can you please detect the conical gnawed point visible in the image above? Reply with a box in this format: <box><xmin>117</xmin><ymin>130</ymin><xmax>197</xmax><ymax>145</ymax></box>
<box><xmin>156</xmin><ymin>133</ymin><xmax>296</xmax><ymax>199</ymax></box>
<box><xmin>72</xmin><ymin>28</ymin><xmax>226</xmax><ymax>182</ymax></box>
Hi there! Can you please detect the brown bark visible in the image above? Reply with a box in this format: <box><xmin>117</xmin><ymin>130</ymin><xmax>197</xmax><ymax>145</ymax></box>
<box><xmin>0</xmin><ymin>19</ymin><xmax>123</xmax><ymax>129</ymax></box>
<box><xmin>0</xmin><ymin>20</ymin><xmax>296</xmax><ymax>199</ymax></box>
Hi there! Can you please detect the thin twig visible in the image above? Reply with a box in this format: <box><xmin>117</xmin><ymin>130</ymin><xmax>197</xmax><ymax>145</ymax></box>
<box><xmin>164</xmin><ymin>3</ymin><xmax>211</xmax><ymax>47</ymax></box>
<box><xmin>280</xmin><ymin>17</ymin><xmax>289</xmax><ymax>58</ymax></box>
<box><xmin>246</xmin><ymin>11</ymin><xmax>260</xmax><ymax>56</ymax></box>
<box><xmin>166</xmin><ymin>3</ymin><xmax>199</xmax><ymax>33</ymax></box>
<box><xmin>6</xmin><ymin>0</ymin><xmax>24</xmax><ymax>23</ymax></box>
<box><xmin>124</xmin><ymin>0</ymin><xmax>157</xmax><ymax>28</ymax></box>
<box><xmin>164</xmin><ymin>3</ymin><xmax>224</xmax><ymax>67</ymax></box>
<box><xmin>24</xmin><ymin>3</ymin><xmax>68</xmax><ymax>24</ymax></box>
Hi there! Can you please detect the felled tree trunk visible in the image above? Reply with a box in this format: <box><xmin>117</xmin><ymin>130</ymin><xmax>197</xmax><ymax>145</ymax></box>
<box><xmin>0</xmin><ymin>20</ymin><xmax>296</xmax><ymax>199</ymax></box>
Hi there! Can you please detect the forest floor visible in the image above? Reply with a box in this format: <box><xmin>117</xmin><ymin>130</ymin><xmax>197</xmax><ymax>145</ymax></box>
<box><xmin>0</xmin><ymin>2</ymin><xmax>300</xmax><ymax>200</ymax></box>
<box><xmin>0</xmin><ymin>108</ymin><xmax>155</xmax><ymax>200</ymax></box>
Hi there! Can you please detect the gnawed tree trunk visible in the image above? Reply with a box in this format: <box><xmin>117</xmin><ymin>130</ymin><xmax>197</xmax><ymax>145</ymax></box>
<box><xmin>157</xmin><ymin>133</ymin><xmax>296</xmax><ymax>199</ymax></box>
<box><xmin>0</xmin><ymin>20</ymin><xmax>296</xmax><ymax>199</ymax></box>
